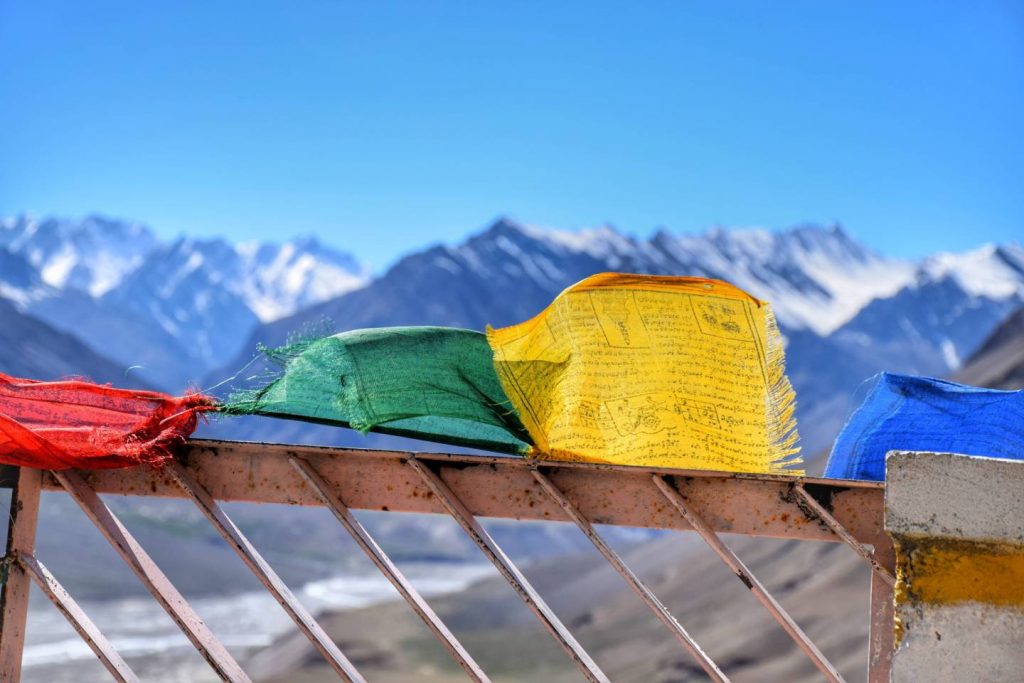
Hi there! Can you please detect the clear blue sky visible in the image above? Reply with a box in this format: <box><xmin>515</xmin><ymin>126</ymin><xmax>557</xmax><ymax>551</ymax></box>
<box><xmin>2</xmin><ymin>1</ymin><xmax>1021</xmax><ymax>268</ymax></box>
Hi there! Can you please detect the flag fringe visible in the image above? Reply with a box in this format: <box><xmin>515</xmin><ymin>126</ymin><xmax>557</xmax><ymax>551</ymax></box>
<box><xmin>763</xmin><ymin>306</ymin><xmax>803</xmax><ymax>475</ymax></box>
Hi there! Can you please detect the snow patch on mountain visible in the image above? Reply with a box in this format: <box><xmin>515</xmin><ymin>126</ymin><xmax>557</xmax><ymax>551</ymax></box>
<box><xmin>0</xmin><ymin>247</ymin><xmax>53</xmax><ymax>307</ymax></box>
<box><xmin>1</xmin><ymin>214</ymin><xmax>369</xmax><ymax>386</ymax></box>
<box><xmin>0</xmin><ymin>214</ymin><xmax>156</xmax><ymax>296</ymax></box>
<box><xmin>234</xmin><ymin>237</ymin><xmax>369</xmax><ymax>321</ymax></box>
<box><xmin>487</xmin><ymin>220</ymin><xmax>917</xmax><ymax>335</ymax></box>
<box><xmin>647</xmin><ymin>224</ymin><xmax>917</xmax><ymax>335</ymax></box>
<box><xmin>921</xmin><ymin>243</ymin><xmax>1024</xmax><ymax>300</ymax></box>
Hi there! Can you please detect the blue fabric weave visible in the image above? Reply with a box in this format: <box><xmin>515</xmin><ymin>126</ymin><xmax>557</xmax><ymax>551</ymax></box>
<box><xmin>824</xmin><ymin>372</ymin><xmax>1024</xmax><ymax>481</ymax></box>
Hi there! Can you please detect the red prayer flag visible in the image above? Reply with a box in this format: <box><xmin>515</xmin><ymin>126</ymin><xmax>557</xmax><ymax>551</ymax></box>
<box><xmin>0</xmin><ymin>373</ymin><xmax>212</xmax><ymax>470</ymax></box>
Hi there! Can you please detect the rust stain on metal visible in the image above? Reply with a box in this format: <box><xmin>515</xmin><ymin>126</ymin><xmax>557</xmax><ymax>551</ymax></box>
<box><xmin>36</xmin><ymin>439</ymin><xmax>886</xmax><ymax>545</ymax></box>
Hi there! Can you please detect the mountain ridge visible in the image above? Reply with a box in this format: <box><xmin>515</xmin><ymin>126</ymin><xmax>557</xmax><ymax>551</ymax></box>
<box><xmin>213</xmin><ymin>217</ymin><xmax>1022</xmax><ymax>456</ymax></box>
<box><xmin>0</xmin><ymin>214</ymin><xmax>368</xmax><ymax>388</ymax></box>
<box><xmin>3</xmin><ymin>212</ymin><xmax>1021</xmax><ymax>457</ymax></box>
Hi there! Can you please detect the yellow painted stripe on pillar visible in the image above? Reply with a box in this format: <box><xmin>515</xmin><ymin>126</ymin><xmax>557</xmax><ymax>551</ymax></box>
<box><xmin>896</xmin><ymin>538</ymin><xmax>1024</xmax><ymax>608</ymax></box>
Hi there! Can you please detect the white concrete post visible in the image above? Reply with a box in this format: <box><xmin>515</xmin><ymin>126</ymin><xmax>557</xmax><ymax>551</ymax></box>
<box><xmin>885</xmin><ymin>451</ymin><xmax>1024</xmax><ymax>682</ymax></box>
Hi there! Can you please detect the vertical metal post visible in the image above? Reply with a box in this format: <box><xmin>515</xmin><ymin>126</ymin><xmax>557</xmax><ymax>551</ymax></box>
<box><xmin>867</xmin><ymin>544</ymin><xmax>895</xmax><ymax>683</ymax></box>
<box><xmin>0</xmin><ymin>468</ymin><xmax>43</xmax><ymax>683</ymax></box>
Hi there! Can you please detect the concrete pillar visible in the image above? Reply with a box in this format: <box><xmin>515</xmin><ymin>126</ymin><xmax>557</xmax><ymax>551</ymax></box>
<box><xmin>885</xmin><ymin>451</ymin><xmax>1024</xmax><ymax>682</ymax></box>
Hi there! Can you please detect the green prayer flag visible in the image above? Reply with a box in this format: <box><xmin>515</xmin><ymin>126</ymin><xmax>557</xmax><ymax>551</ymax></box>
<box><xmin>223</xmin><ymin>327</ymin><xmax>532</xmax><ymax>454</ymax></box>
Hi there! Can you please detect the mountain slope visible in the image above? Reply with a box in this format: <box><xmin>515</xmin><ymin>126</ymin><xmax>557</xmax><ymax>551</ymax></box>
<box><xmin>954</xmin><ymin>306</ymin><xmax>1024</xmax><ymax>389</ymax></box>
<box><xmin>0</xmin><ymin>245</ymin><xmax>51</xmax><ymax>306</ymax></box>
<box><xmin>0</xmin><ymin>297</ymin><xmax>148</xmax><ymax>387</ymax></box>
<box><xmin>0</xmin><ymin>214</ymin><xmax>156</xmax><ymax>296</ymax></box>
<box><xmin>234</xmin><ymin>219</ymin><xmax>915</xmax><ymax>354</ymax></box>
<box><xmin>1</xmin><ymin>214</ymin><xmax>369</xmax><ymax>390</ymax></box>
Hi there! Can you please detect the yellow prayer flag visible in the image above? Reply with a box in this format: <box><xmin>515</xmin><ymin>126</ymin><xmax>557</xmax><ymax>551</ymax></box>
<box><xmin>487</xmin><ymin>273</ymin><xmax>802</xmax><ymax>474</ymax></box>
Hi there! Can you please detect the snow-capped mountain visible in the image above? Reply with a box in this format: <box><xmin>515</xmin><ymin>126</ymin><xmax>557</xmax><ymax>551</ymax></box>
<box><xmin>232</xmin><ymin>236</ymin><xmax>368</xmax><ymax>321</ymax></box>
<box><xmin>219</xmin><ymin>217</ymin><xmax>1022</xmax><ymax>459</ymax></box>
<box><xmin>239</xmin><ymin>218</ymin><xmax>922</xmax><ymax>348</ymax></box>
<box><xmin>100</xmin><ymin>236</ymin><xmax>369</xmax><ymax>369</ymax></box>
<box><xmin>0</xmin><ymin>214</ymin><xmax>156</xmax><ymax>296</ymax></box>
<box><xmin>0</xmin><ymin>214</ymin><xmax>368</xmax><ymax>388</ymax></box>
<box><xmin>648</xmin><ymin>225</ymin><xmax>918</xmax><ymax>334</ymax></box>
<box><xmin>2</xmin><ymin>212</ymin><xmax>1021</xmax><ymax>459</ymax></box>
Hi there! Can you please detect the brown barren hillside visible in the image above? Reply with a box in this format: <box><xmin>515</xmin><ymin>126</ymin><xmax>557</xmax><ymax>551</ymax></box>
<box><xmin>954</xmin><ymin>307</ymin><xmax>1024</xmax><ymax>389</ymax></box>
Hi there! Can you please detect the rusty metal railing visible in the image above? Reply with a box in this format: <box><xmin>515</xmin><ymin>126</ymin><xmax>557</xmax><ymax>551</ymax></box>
<box><xmin>0</xmin><ymin>439</ymin><xmax>896</xmax><ymax>682</ymax></box>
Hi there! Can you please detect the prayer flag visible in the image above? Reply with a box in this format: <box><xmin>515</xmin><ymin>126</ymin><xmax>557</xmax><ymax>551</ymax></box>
<box><xmin>0</xmin><ymin>373</ymin><xmax>211</xmax><ymax>469</ymax></box>
<box><xmin>222</xmin><ymin>327</ymin><xmax>532</xmax><ymax>454</ymax></box>
<box><xmin>489</xmin><ymin>273</ymin><xmax>801</xmax><ymax>473</ymax></box>
<box><xmin>225</xmin><ymin>274</ymin><xmax>802</xmax><ymax>474</ymax></box>
<box><xmin>825</xmin><ymin>372</ymin><xmax>1024</xmax><ymax>481</ymax></box>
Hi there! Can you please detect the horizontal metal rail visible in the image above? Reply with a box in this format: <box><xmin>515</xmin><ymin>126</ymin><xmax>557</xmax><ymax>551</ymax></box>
<box><xmin>0</xmin><ymin>440</ymin><xmax>896</xmax><ymax>682</ymax></box>
<box><xmin>35</xmin><ymin>439</ymin><xmax>890</xmax><ymax>546</ymax></box>
<box><xmin>790</xmin><ymin>483</ymin><xmax>896</xmax><ymax>586</ymax></box>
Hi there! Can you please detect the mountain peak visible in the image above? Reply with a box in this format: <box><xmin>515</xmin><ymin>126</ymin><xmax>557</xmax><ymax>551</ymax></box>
<box><xmin>485</xmin><ymin>215</ymin><xmax>524</xmax><ymax>233</ymax></box>
<box><xmin>0</xmin><ymin>214</ymin><xmax>157</xmax><ymax>296</ymax></box>
<box><xmin>921</xmin><ymin>243</ymin><xmax>1024</xmax><ymax>300</ymax></box>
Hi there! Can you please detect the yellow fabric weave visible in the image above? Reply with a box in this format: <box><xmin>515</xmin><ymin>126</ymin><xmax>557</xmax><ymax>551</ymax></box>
<box><xmin>487</xmin><ymin>273</ymin><xmax>803</xmax><ymax>474</ymax></box>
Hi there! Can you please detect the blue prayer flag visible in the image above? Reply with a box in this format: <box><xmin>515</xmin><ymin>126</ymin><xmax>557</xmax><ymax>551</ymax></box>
<box><xmin>824</xmin><ymin>372</ymin><xmax>1024</xmax><ymax>481</ymax></box>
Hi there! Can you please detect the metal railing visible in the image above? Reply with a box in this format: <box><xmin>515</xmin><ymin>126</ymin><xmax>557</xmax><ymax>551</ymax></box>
<box><xmin>0</xmin><ymin>439</ymin><xmax>896</xmax><ymax>682</ymax></box>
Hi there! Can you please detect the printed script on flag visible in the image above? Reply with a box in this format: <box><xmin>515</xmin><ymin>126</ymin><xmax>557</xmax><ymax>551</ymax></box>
<box><xmin>488</xmin><ymin>273</ymin><xmax>802</xmax><ymax>474</ymax></box>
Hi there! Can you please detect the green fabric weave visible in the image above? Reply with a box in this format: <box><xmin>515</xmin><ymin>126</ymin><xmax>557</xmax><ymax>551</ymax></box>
<box><xmin>222</xmin><ymin>327</ymin><xmax>532</xmax><ymax>454</ymax></box>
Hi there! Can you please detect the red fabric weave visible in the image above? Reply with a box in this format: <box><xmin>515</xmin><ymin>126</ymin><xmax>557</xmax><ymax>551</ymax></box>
<box><xmin>0</xmin><ymin>373</ymin><xmax>212</xmax><ymax>470</ymax></box>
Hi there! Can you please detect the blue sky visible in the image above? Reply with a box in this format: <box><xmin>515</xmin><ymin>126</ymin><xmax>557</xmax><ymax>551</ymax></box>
<box><xmin>2</xmin><ymin>1</ymin><xmax>1021</xmax><ymax>268</ymax></box>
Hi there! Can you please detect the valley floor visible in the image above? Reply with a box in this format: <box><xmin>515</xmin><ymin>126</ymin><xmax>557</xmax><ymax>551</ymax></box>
<box><xmin>252</xmin><ymin>533</ymin><xmax>872</xmax><ymax>683</ymax></box>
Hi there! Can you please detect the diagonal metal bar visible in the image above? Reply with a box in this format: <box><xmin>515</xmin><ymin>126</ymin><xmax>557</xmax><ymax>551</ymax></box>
<box><xmin>164</xmin><ymin>462</ymin><xmax>366</xmax><ymax>683</ymax></box>
<box><xmin>0</xmin><ymin>467</ymin><xmax>43</xmax><ymax>683</ymax></box>
<box><xmin>407</xmin><ymin>457</ymin><xmax>610</xmax><ymax>683</ymax></box>
<box><xmin>288</xmin><ymin>456</ymin><xmax>490</xmax><ymax>683</ymax></box>
<box><xmin>53</xmin><ymin>470</ymin><xmax>252</xmax><ymax>683</ymax></box>
<box><xmin>790</xmin><ymin>484</ymin><xmax>896</xmax><ymax>587</ymax></box>
<box><xmin>17</xmin><ymin>552</ymin><xmax>139</xmax><ymax>683</ymax></box>
<box><xmin>531</xmin><ymin>467</ymin><xmax>729</xmax><ymax>682</ymax></box>
<box><xmin>653</xmin><ymin>475</ymin><xmax>845</xmax><ymax>683</ymax></box>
